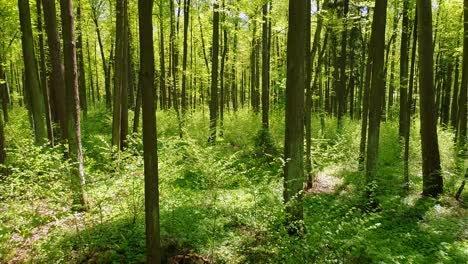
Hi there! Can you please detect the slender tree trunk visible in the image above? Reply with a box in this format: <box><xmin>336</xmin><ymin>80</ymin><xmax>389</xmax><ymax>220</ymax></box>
<box><xmin>365</xmin><ymin>0</ymin><xmax>388</xmax><ymax>188</ymax></box>
<box><xmin>181</xmin><ymin>0</ymin><xmax>190</xmax><ymax>114</ymax></box>
<box><xmin>159</xmin><ymin>0</ymin><xmax>166</xmax><ymax>110</ymax></box>
<box><xmin>399</xmin><ymin>0</ymin><xmax>410</xmax><ymax>139</ymax></box>
<box><xmin>441</xmin><ymin>59</ymin><xmax>453</xmax><ymax>127</ymax></box>
<box><xmin>198</xmin><ymin>13</ymin><xmax>210</xmax><ymax>74</ymax></box>
<box><xmin>451</xmin><ymin>56</ymin><xmax>460</xmax><ymax>129</ymax></box>
<box><xmin>86</xmin><ymin>39</ymin><xmax>96</xmax><ymax>105</ymax></box>
<box><xmin>220</xmin><ymin>27</ymin><xmax>227</xmax><ymax>137</ymax></box>
<box><xmin>337</xmin><ymin>0</ymin><xmax>349</xmax><ymax>129</ymax></box>
<box><xmin>76</xmin><ymin>1</ymin><xmax>87</xmax><ymax>117</ymax></box>
<box><xmin>458</xmin><ymin>0</ymin><xmax>468</xmax><ymax>145</ymax></box>
<box><xmin>208</xmin><ymin>1</ymin><xmax>219</xmax><ymax>144</ymax></box>
<box><xmin>18</xmin><ymin>0</ymin><xmax>47</xmax><ymax>145</ymax></box>
<box><xmin>0</xmin><ymin>66</ymin><xmax>7</xmax><ymax>172</ymax></box>
<box><xmin>60</xmin><ymin>0</ymin><xmax>87</xmax><ymax>207</ymax></box>
<box><xmin>305</xmin><ymin>0</ymin><xmax>313</xmax><ymax>184</ymax></box>
<box><xmin>138</xmin><ymin>0</ymin><xmax>161</xmax><ymax>262</ymax></box>
<box><xmin>91</xmin><ymin>5</ymin><xmax>111</xmax><ymax>110</ymax></box>
<box><xmin>417</xmin><ymin>0</ymin><xmax>443</xmax><ymax>197</ymax></box>
<box><xmin>42</xmin><ymin>0</ymin><xmax>67</xmax><ymax>140</ymax></box>
<box><xmin>262</xmin><ymin>3</ymin><xmax>271</xmax><ymax>130</ymax></box>
<box><xmin>404</xmin><ymin>11</ymin><xmax>418</xmax><ymax>188</ymax></box>
<box><xmin>133</xmin><ymin>74</ymin><xmax>142</xmax><ymax>133</ymax></box>
<box><xmin>35</xmin><ymin>0</ymin><xmax>54</xmax><ymax>145</ymax></box>
<box><xmin>112</xmin><ymin>0</ymin><xmax>129</xmax><ymax>149</ymax></box>
<box><xmin>284</xmin><ymin>0</ymin><xmax>306</xmax><ymax>226</ymax></box>
<box><xmin>358</xmin><ymin>31</ymin><xmax>373</xmax><ymax>169</ymax></box>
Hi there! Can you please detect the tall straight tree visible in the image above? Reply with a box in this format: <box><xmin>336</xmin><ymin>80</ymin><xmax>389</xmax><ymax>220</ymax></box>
<box><xmin>112</xmin><ymin>0</ymin><xmax>129</xmax><ymax>149</ymax></box>
<box><xmin>159</xmin><ymin>0</ymin><xmax>166</xmax><ymax>110</ymax></box>
<box><xmin>60</xmin><ymin>0</ymin><xmax>87</xmax><ymax>207</ymax></box>
<box><xmin>261</xmin><ymin>3</ymin><xmax>270</xmax><ymax>130</ymax></box>
<box><xmin>458</xmin><ymin>0</ymin><xmax>468</xmax><ymax>144</ymax></box>
<box><xmin>284</xmin><ymin>0</ymin><xmax>306</xmax><ymax>225</ymax></box>
<box><xmin>42</xmin><ymin>0</ymin><xmax>67</xmax><ymax>140</ymax></box>
<box><xmin>399</xmin><ymin>0</ymin><xmax>410</xmax><ymax>139</ymax></box>
<box><xmin>417</xmin><ymin>0</ymin><xmax>443</xmax><ymax>197</ymax></box>
<box><xmin>138</xmin><ymin>0</ymin><xmax>161</xmax><ymax>262</ymax></box>
<box><xmin>76</xmin><ymin>0</ymin><xmax>87</xmax><ymax>117</ymax></box>
<box><xmin>91</xmin><ymin>0</ymin><xmax>111</xmax><ymax>110</ymax></box>
<box><xmin>208</xmin><ymin>0</ymin><xmax>219</xmax><ymax>144</ymax></box>
<box><xmin>18</xmin><ymin>0</ymin><xmax>47</xmax><ymax>145</ymax></box>
<box><xmin>181</xmin><ymin>0</ymin><xmax>191</xmax><ymax>114</ymax></box>
<box><xmin>35</xmin><ymin>0</ymin><xmax>54</xmax><ymax>145</ymax></box>
<box><xmin>365</xmin><ymin>0</ymin><xmax>387</xmax><ymax>187</ymax></box>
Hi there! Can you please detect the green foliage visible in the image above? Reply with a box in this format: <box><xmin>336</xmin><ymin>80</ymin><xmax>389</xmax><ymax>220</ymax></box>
<box><xmin>1</xmin><ymin>107</ymin><xmax>467</xmax><ymax>263</ymax></box>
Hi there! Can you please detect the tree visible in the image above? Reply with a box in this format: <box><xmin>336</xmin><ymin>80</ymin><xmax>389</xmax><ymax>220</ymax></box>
<box><xmin>60</xmin><ymin>0</ymin><xmax>87</xmax><ymax>207</ymax></box>
<box><xmin>181</xmin><ymin>0</ymin><xmax>191</xmax><ymax>114</ymax></box>
<box><xmin>18</xmin><ymin>0</ymin><xmax>47</xmax><ymax>145</ymax></box>
<box><xmin>458</xmin><ymin>0</ymin><xmax>468</xmax><ymax>145</ymax></box>
<box><xmin>76</xmin><ymin>0</ymin><xmax>87</xmax><ymax>117</ymax></box>
<box><xmin>35</xmin><ymin>0</ymin><xmax>54</xmax><ymax>145</ymax></box>
<box><xmin>284</xmin><ymin>0</ymin><xmax>306</xmax><ymax>226</ymax></box>
<box><xmin>208</xmin><ymin>1</ymin><xmax>219</xmax><ymax>144</ymax></box>
<box><xmin>42</xmin><ymin>0</ymin><xmax>67</xmax><ymax>140</ymax></box>
<box><xmin>138</xmin><ymin>0</ymin><xmax>161</xmax><ymax>262</ymax></box>
<box><xmin>91</xmin><ymin>0</ymin><xmax>112</xmax><ymax>110</ymax></box>
<box><xmin>399</xmin><ymin>0</ymin><xmax>410</xmax><ymax>139</ymax></box>
<box><xmin>112</xmin><ymin>0</ymin><xmax>129</xmax><ymax>150</ymax></box>
<box><xmin>261</xmin><ymin>3</ymin><xmax>270</xmax><ymax>130</ymax></box>
<box><xmin>417</xmin><ymin>0</ymin><xmax>443</xmax><ymax>197</ymax></box>
<box><xmin>365</xmin><ymin>0</ymin><xmax>387</xmax><ymax>189</ymax></box>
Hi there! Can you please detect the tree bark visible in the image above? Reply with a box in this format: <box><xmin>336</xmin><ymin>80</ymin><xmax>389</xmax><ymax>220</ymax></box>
<box><xmin>399</xmin><ymin>0</ymin><xmax>410</xmax><ymax>139</ymax></box>
<box><xmin>284</xmin><ymin>0</ymin><xmax>306</xmax><ymax>226</ymax></box>
<box><xmin>60</xmin><ymin>0</ymin><xmax>87</xmax><ymax>207</ymax></box>
<box><xmin>365</xmin><ymin>0</ymin><xmax>388</xmax><ymax>188</ymax></box>
<box><xmin>18</xmin><ymin>0</ymin><xmax>47</xmax><ymax>145</ymax></box>
<box><xmin>181</xmin><ymin>0</ymin><xmax>190</xmax><ymax>114</ymax></box>
<box><xmin>138</xmin><ymin>0</ymin><xmax>161</xmax><ymax>262</ymax></box>
<box><xmin>458</xmin><ymin>0</ymin><xmax>468</xmax><ymax>144</ymax></box>
<box><xmin>35</xmin><ymin>0</ymin><xmax>54</xmax><ymax>145</ymax></box>
<box><xmin>76</xmin><ymin>0</ymin><xmax>87</xmax><ymax>117</ymax></box>
<box><xmin>208</xmin><ymin>1</ymin><xmax>219</xmax><ymax>144</ymax></box>
<box><xmin>262</xmin><ymin>3</ymin><xmax>271</xmax><ymax>130</ymax></box>
<box><xmin>417</xmin><ymin>0</ymin><xmax>443</xmax><ymax>197</ymax></box>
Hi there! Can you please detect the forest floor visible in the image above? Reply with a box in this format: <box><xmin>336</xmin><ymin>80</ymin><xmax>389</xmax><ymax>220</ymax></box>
<box><xmin>0</xmin><ymin>106</ymin><xmax>467</xmax><ymax>263</ymax></box>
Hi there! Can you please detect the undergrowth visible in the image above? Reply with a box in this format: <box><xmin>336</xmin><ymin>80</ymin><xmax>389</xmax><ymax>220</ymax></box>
<box><xmin>0</xmin><ymin>106</ymin><xmax>466</xmax><ymax>263</ymax></box>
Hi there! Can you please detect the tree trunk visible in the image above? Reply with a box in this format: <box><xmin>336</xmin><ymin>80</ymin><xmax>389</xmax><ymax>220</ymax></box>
<box><xmin>159</xmin><ymin>0</ymin><xmax>166</xmax><ymax>110</ymax></box>
<box><xmin>76</xmin><ymin>1</ymin><xmax>87</xmax><ymax>117</ymax></box>
<box><xmin>284</xmin><ymin>0</ymin><xmax>306</xmax><ymax>226</ymax></box>
<box><xmin>337</xmin><ymin>0</ymin><xmax>349</xmax><ymax>129</ymax></box>
<box><xmin>451</xmin><ymin>56</ymin><xmax>460</xmax><ymax>129</ymax></box>
<box><xmin>42</xmin><ymin>0</ymin><xmax>67</xmax><ymax>140</ymax></box>
<box><xmin>86</xmin><ymin>39</ymin><xmax>96</xmax><ymax>105</ymax></box>
<box><xmin>138</xmin><ymin>0</ymin><xmax>161</xmax><ymax>262</ymax></box>
<box><xmin>112</xmin><ymin>0</ymin><xmax>129</xmax><ymax>150</ymax></box>
<box><xmin>404</xmin><ymin>11</ymin><xmax>418</xmax><ymax>189</ymax></box>
<box><xmin>35</xmin><ymin>0</ymin><xmax>54</xmax><ymax>145</ymax></box>
<box><xmin>417</xmin><ymin>0</ymin><xmax>443</xmax><ymax>197</ymax></box>
<box><xmin>208</xmin><ymin>1</ymin><xmax>219</xmax><ymax>144</ymax></box>
<box><xmin>181</xmin><ymin>0</ymin><xmax>190</xmax><ymax>114</ymax></box>
<box><xmin>399</xmin><ymin>0</ymin><xmax>410</xmax><ymax>139</ymax></box>
<box><xmin>60</xmin><ymin>0</ymin><xmax>87</xmax><ymax>208</ymax></box>
<box><xmin>18</xmin><ymin>0</ymin><xmax>47</xmax><ymax>145</ymax></box>
<box><xmin>458</xmin><ymin>0</ymin><xmax>468</xmax><ymax>145</ymax></box>
<box><xmin>262</xmin><ymin>3</ymin><xmax>271</xmax><ymax>130</ymax></box>
<box><xmin>365</xmin><ymin>0</ymin><xmax>387</xmax><ymax>189</ymax></box>
<box><xmin>91</xmin><ymin>4</ymin><xmax>111</xmax><ymax>110</ymax></box>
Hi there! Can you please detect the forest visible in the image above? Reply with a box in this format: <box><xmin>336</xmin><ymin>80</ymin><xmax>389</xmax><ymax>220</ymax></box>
<box><xmin>0</xmin><ymin>0</ymin><xmax>467</xmax><ymax>263</ymax></box>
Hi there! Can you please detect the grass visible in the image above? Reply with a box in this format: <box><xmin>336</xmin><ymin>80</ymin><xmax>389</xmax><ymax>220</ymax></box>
<box><xmin>0</xmin><ymin>104</ymin><xmax>467</xmax><ymax>263</ymax></box>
